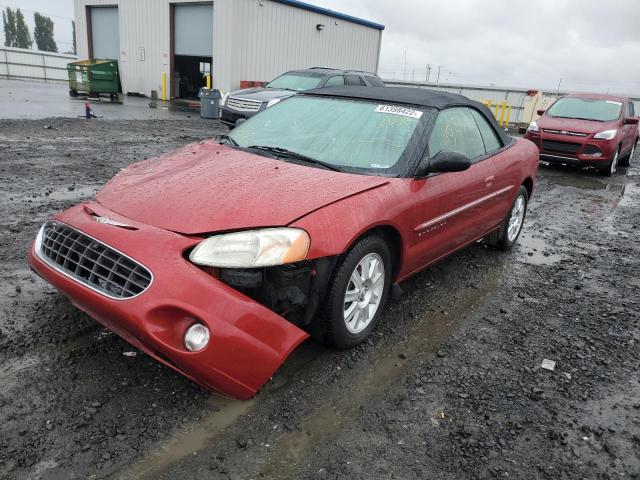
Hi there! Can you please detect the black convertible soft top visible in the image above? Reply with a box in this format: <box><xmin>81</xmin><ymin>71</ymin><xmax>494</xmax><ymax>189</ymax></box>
<box><xmin>303</xmin><ymin>86</ymin><xmax>513</xmax><ymax>146</ymax></box>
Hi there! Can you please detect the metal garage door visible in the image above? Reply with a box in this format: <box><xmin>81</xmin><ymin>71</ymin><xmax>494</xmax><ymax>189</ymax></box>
<box><xmin>90</xmin><ymin>7</ymin><xmax>119</xmax><ymax>60</ymax></box>
<box><xmin>174</xmin><ymin>3</ymin><xmax>213</xmax><ymax>57</ymax></box>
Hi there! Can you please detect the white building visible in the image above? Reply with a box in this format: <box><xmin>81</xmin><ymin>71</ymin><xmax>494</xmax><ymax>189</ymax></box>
<box><xmin>74</xmin><ymin>0</ymin><xmax>384</xmax><ymax>98</ymax></box>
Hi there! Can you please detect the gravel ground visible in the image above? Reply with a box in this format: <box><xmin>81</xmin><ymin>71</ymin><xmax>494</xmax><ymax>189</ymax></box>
<box><xmin>0</xmin><ymin>118</ymin><xmax>638</xmax><ymax>480</ymax></box>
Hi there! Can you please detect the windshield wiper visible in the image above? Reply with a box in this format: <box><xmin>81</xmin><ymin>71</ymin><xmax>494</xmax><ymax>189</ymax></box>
<box><xmin>219</xmin><ymin>135</ymin><xmax>238</xmax><ymax>146</ymax></box>
<box><xmin>247</xmin><ymin>145</ymin><xmax>341</xmax><ymax>172</ymax></box>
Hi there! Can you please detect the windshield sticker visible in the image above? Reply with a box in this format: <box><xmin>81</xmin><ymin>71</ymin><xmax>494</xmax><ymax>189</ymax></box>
<box><xmin>606</xmin><ymin>100</ymin><xmax>622</xmax><ymax>105</ymax></box>
<box><xmin>375</xmin><ymin>105</ymin><xmax>423</xmax><ymax>119</ymax></box>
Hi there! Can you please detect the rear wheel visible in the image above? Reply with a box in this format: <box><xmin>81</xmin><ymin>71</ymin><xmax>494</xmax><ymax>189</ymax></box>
<box><xmin>600</xmin><ymin>147</ymin><xmax>620</xmax><ymax>176</ymax></box>
<box><xmin>315</xmin><ymin>235</ymin><xmax>392</xmax><ymax>349</ymax></box>
<box><xmin>486</xmin><ymin>186</ymin><xmax>529</xmax><ymax>250</ymax></box>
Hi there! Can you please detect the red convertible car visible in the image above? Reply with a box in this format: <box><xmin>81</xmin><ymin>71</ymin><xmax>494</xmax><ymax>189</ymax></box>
<box><xmin>525</xmin><ymin>93</ymin><xmax>638</xmax><ymax>175</ymax></box>
<box><xmin>29</xmin><ymin>87</ymin><xmax>538</xmax><ymax>399</ymax></box>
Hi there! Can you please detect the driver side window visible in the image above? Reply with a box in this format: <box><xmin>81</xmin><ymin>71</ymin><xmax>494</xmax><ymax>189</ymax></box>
<box><xmin>429</xmin><ymin>107</ymin><xmax>486</xmax><ymax>160</ymax></box>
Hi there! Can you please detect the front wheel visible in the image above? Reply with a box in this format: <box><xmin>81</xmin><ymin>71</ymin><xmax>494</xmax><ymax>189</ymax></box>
<box><xmin>486</xmin><ymin>186</ymin><xmax>529</xmax><ymax>250</ymax></box>
<box><xmin>619</xmin><ymin>140</ymin><xmax>636</xmax><ymax>168</ymax></box>
<box><xmin>600</xmin><ymin>147</ymin><xmax>620</xmax><ymax>176</ymax></box>
<box><xmin>315</xmin><ymin>235</ymin><xmax>392</xmax><ymax>349</ymax></box>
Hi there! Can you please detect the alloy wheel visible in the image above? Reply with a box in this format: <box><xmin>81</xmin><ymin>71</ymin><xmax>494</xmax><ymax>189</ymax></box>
<box><xmin>610</xmin><ymin>149</ymin><xmax>619</xmax><ymax>175</ymax></box>
<box><xmin>343</xmin><ymin>253</ymin><xmax>385</xmax><ymax>334</ymax></box>
<box><xmin>507</xmin><ymin>195</ymin><xmax>526</xmax><ymax>242</ymax></box>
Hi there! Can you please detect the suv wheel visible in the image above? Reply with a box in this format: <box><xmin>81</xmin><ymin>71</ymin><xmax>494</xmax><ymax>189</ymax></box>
<box><xmin>619</xmin><ymin>140</ymin><xmax>637</xmax><ymax>168</ymax></box>
<box><xmin>601</xmin><ymin>147</ymin><xmax>620</xmax><ymax>176</ymax></box>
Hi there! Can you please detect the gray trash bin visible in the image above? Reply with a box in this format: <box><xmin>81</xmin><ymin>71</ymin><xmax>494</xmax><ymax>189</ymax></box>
<box><xmin>199</xmin><ymin>88</ymin><xmax>221</xmax><ymax>119</ymax></box>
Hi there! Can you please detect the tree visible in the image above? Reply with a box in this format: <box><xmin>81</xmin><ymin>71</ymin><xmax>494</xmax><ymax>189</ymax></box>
<box><xmin>2</xmin><ymin>7</ymin><xmax>17</xmax><ymax>47</ymax></box>
<box><xmin>72</xmin><ymin>20</ymin><xmax>76</xmax><ymax>54</ymax></box>
<box><xmin>14</xmin><ymin>8</ymin><xmax>32</xmax><ymax>49</ymax></box>
<box><xmin>34</xmin><ymin>12</ymin><xmax>57</xmax><ymax>52</ymax></box>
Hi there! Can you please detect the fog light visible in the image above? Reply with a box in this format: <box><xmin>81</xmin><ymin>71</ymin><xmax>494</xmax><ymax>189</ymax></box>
<box><xmin>184</xmin><ymin>323</ymin><xmax>210</xmax><ymax>352</ymax></box>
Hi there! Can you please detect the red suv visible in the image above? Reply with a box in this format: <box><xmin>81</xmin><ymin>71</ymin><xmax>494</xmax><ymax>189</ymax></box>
<box><xmin>525</xmin><ymin>94</ymin><xmax>639</xmax><ymax>175</ymax></box>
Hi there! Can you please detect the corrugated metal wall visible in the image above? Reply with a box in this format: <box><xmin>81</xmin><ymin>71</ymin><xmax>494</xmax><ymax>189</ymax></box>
<box><xmin>0</xmin><ymin>47</ymin><xmax>76</xmax><ymax>82</ymax></box>
<box><xmin>74</xmin><ymin>0</ymin><xmax>382</xmax><ymax>96</ymax></box>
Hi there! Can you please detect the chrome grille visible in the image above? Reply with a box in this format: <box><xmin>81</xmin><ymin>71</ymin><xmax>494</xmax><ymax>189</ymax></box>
<box><xmin>542</xmin><ymin>129</ymin><xmax>588</xmax><ymax>137</ymax></box>
<box><xmin>226</xmin><ymin>97</ymin><xmax>262</xmax><ymax>112</ymax></box>
<box><xmin>37</xmin><ymin>221</ymin><xmax>152</xmax><ymax>299</ymax></box>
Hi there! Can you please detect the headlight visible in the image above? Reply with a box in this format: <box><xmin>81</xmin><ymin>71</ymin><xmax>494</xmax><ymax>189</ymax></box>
<box><xmin>189</xmin><ymin>228</ymin><xmax>310</xmax><ymax>268</ymax></box>
<box><xmin>266</xmin><ymin>98</ymin><xmax>281</xmax><ymax>108</ymax></box>
<box><xmin>593</xmin><ymin>129</ymin><xmax>617</xmax><ymax>140</ymax></box>
<box><xmin>221</xmin><ymin>93</ymin><xmax>229</xmax><ymax>107</ymax></box>
<box><xmin>527</xmin><ymin>121</ymin><xmax>539</xmax><ymax>133</ymax></box>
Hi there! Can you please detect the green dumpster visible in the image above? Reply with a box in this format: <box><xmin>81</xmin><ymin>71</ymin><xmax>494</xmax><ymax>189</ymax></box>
<box><xmin>67</xmin><ymin>59</ymin><xmax>120</xmax><ymax>101</ymax></box>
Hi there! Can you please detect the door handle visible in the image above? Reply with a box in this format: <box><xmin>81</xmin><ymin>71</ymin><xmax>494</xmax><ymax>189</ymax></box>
<box><xmin>485</xmin><ymin>176</ymin><xmax>494</xmax><ymax>187</ymax></box>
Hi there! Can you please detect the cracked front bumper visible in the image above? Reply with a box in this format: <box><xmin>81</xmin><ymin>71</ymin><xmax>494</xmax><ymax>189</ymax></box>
<box><xmin>28</xmin><ymin>202</ymin><xmax>309</xmax><ymax>400</ymax></box>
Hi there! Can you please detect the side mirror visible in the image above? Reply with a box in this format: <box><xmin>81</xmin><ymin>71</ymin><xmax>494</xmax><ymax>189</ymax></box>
<box><xmin>416</xmin><ymin>151</ymin><xmax>472</xmax><ymax>177</ymax></box>
<box><xmin>537</xmin><ymin>108</ymin><xmax>546</xmax><ymax>116</ymax></box>
<box><xmin>625</xmin><ymin>116</ymin><xmax>639</xmax><ymax>125</ymax></box>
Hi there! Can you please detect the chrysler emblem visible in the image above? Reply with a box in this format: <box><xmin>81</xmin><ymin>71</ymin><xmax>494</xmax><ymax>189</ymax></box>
<box><xmin>94</xmin><ymin>216</ymin><xmax>133</xmax><ymax>228</ymax></box>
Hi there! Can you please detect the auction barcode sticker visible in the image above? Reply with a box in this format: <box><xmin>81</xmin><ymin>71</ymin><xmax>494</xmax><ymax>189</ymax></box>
<box><xmin>375</xmin><ymin>105</ymin><xmax>423</xmax><ymax>119</ymax></box>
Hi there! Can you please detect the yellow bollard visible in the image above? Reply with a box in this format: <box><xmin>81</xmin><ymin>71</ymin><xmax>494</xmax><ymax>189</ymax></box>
<box><xmin>505</xmin><ymin>105</ymin><xmax>512</xmax><ymax>127</ymax></box>
<box><xmin>206</xmin><ymin>75</ymin><xmax>211</xmax><ymax>90</ymax></box>
<box><xmin>494</xmin><ymin>104</ymin><xmax>499</xmax><ymax>120</ymax></box>
<box><xmin>499</xmin><ymin>100</ymin><xmax>507</xmax><ymax>127</ymax></box>
<box><xmin>161</xmin><ymin>72</ymin><xmax>167</xmax><ymax>101</ymax></box>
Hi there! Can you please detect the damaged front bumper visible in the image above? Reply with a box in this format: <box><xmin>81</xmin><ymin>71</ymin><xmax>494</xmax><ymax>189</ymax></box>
<box><xmin>28</xmin><ymin>202</ymin><xmax>309</xmax><ymax>400</ymax></box>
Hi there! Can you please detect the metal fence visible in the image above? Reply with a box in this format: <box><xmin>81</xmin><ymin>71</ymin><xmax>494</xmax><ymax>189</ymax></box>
<box><xmin>0</xmin><ymin>47</ymin><xmax>77</xmax><ymax>83</ymax></box>
<box><xmin>384</xmin><ymin>79</ymin><xmax>640</xmax><ymax>126</ymax></box>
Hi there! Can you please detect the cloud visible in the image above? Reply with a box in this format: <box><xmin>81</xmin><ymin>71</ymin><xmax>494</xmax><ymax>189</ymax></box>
<box><xmin>318</xmin><ymin>0</ymin><xmax>640</xmax><ymax>95</ymax></box>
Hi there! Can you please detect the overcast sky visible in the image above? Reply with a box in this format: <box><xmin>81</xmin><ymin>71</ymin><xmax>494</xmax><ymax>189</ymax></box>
<box><xmin>4</xmin><ymin>0</ymin><xmax>639</xmax><ymax>95</ymax></box>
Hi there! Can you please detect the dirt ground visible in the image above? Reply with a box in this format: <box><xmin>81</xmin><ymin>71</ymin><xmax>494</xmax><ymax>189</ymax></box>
<box><xmin>1</xmin><ymin>118</ymin><xmax>639</xmax><ymax>480</ymax></box>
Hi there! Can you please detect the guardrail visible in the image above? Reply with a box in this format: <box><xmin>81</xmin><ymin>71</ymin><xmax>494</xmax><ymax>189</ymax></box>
<box><xmin>384</xmin><ymin>79</ymin><xmax>640</xmax><ymax>127</ymax></box>
<box><xmin>0</xmin><ymin>46</ymin><xmax>77</xmax><ymax>83</ymax></box>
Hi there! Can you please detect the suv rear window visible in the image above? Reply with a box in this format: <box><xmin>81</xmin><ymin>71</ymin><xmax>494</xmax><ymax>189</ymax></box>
<box><xmin>345</xmin><ymin>75</ymin><xmax>365</xmax><ymax>86</ymax></box>
<box><xmin>365</xmin><ymin>76</ymin><xmax>385</xmax><ymax>87</ymax></box>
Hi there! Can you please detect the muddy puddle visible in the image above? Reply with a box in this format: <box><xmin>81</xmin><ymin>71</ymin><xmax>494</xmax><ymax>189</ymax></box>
<box><xmin>123</xmin><ymin>396</ymin><xmax>255</xmax><ymax>480</ymax></box>
<box><xmin>516</xmin><ymin>231</ymin><xmax>564</xmax><ymax>266</ymax></box>
<box><xmin>258</xmin><ymin>277</ymin><xmax>499</xmax><ymax>479</ymax></box>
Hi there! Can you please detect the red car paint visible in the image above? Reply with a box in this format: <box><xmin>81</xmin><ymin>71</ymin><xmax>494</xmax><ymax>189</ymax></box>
<box><xmin>96</xmin><ymin>141</ymin><xmax>389</xmax><ymax>234</ymax></box>
<box><xmin>524</xmin><ymin>93</ymin><xmax>639</xmax><ymax>167</ymax></box>
<box><xmin>29</xmin><ymin>131</ymin><xmax>538</xmax><ymax>400</ymax></box>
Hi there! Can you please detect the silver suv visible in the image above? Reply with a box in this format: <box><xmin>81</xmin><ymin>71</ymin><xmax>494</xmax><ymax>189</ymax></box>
<box><xmin>219</xmin><ymin>67</ymin><xmax>385</xmax><ymax>126</ymax></box>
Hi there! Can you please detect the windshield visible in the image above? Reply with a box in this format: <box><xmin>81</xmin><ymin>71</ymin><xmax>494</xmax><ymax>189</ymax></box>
<box><xmin>546</xmin><ymin>97</ymin><xmax>623</xmax><ymax>122</ymax></box>
<box><xmin>228</xmin><ymin>96</ymin><xmax>424</xmax><ymax>175</ymax></box>
<box><xmin>266</xmin><ymin>73</ymin><xmax>324</xmax><ymax>91</ymax></box>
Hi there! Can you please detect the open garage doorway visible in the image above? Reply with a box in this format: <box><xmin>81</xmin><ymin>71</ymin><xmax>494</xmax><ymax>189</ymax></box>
<box><xmin>171</xmin><ymin>2</ymin><xmax>213</xmax><ymax>99</ymax></box>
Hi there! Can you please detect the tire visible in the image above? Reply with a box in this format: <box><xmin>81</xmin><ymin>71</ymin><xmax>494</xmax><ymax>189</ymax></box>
<box><xmin>486</xmin><ymin>186</ymin><xmax>529</xmax><ymax>250</ymax></box>
<box><xmin>600</xmin><ymin>147</ymin><xmax>620</xmax><ymax>176</ymax></box>
<box><xmin>315</xmin><ymin>235</ymin><xmax>392</xmax><ymax>349</ymax></box>
<box><xmin>619</xmin><ymin>140</ymin><xmax>637</xmax><ymax>168</ymax></box>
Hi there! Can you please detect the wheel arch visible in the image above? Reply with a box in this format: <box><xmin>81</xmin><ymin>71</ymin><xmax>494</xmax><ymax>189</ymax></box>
<box><xmin>341</xmin><ymin>224</ymin><xmax>404</xmax><ymax>282</ymax></box>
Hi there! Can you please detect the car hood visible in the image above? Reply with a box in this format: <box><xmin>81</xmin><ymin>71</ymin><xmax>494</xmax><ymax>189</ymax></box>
<box><xmin>538</xmin><ymin>115</ymin><xmax>618</xmax><ymax>135</ymax></box>
<box><xmin>229</xmin><ymin>87</ymin><xmax>296</xmax><ymax>102</ymax></box>
<box><xmin>96</xmin><ymin>140</ymin><xmax>389</xmax><ymax>235</ymax></box>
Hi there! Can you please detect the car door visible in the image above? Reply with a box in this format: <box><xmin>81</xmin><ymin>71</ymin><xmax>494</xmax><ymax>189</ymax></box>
<box><xmin>407</xmin><ymin>107</ymin><xmax>496</xmax><ymax>272</ymax></box>
<box><xmin>469</xmin><ymin>108</ymin><xmax>515</xmax><ymax>228</ymax></box>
